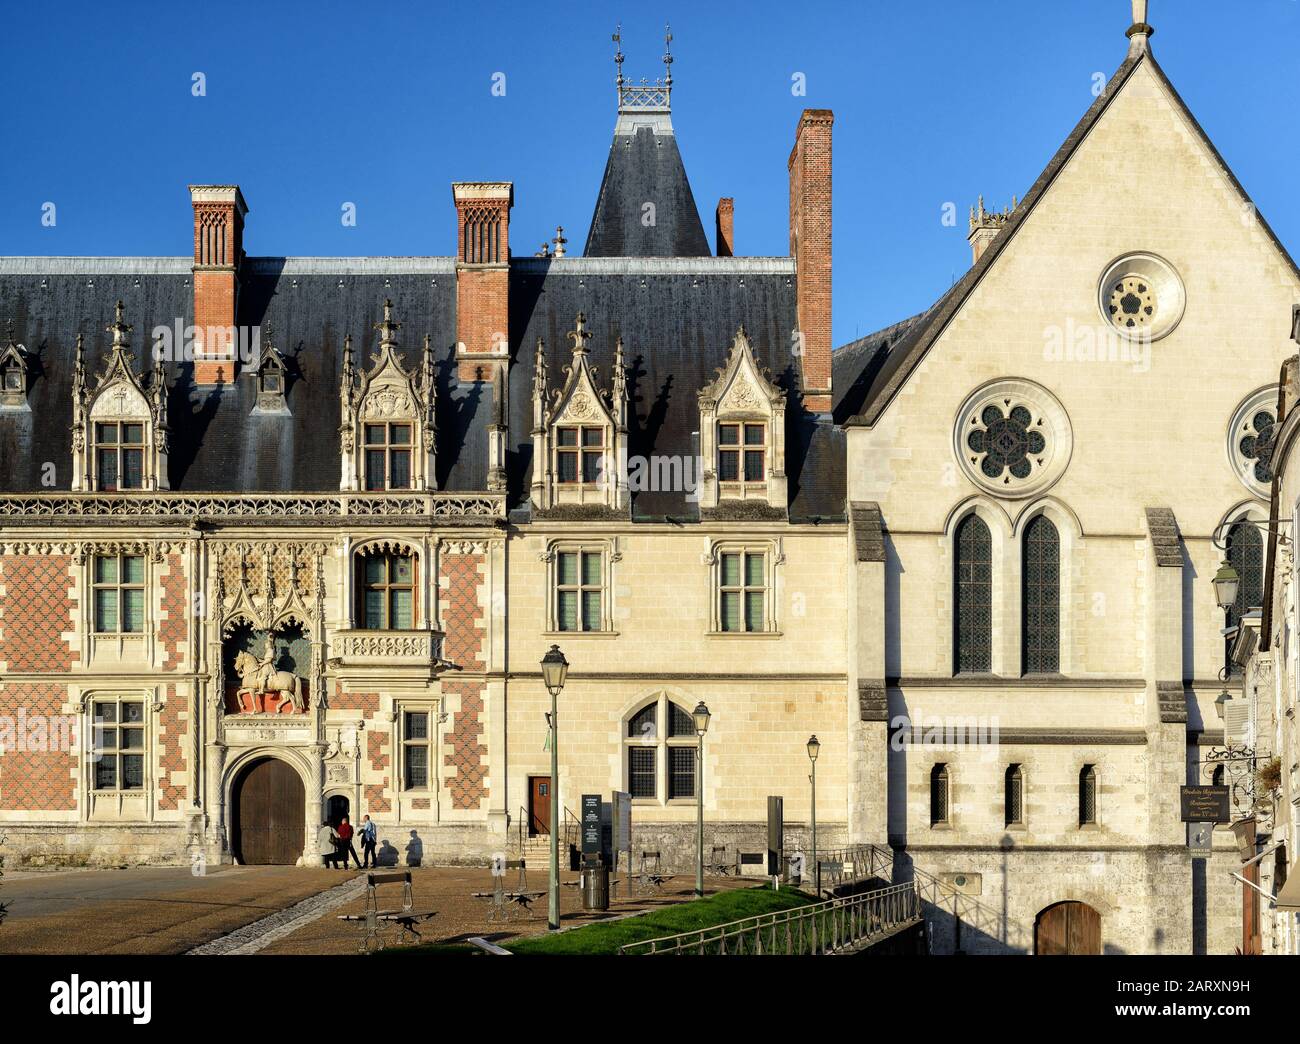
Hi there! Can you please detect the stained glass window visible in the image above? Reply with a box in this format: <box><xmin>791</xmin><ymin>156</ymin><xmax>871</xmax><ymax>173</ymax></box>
<box><xmin>1005</xmin><ymin>764</ymin><xmax>1024</xmax><ymax>826</ymax></box>
<box><xmin>1225</xmin><ymin>520</ymin><xmax>1264</xmax><ymax>675</ymax></box>
<box><xmin>1022</xmin><ymin>515</ymin><xmax>1060</xmax><ymax>674</ymax></box>
<box><xmin>930</xmin><ymin>764</ymin><xmax>950</xmax><ymax>825</ymax></box>
<box><xmin>954</xmin><ymin>515</ymin><xmax>992</xmax><ymax>673</ymax></box>
<box><xmin>967</xmin><ymin>404</ymin><xmax>1045</xmax><ymax>483</ymax></box>
<box><xmin>1239</xmin><ymin>410</ymin><xmax>1277</xmax><ymax>485</ymax></box>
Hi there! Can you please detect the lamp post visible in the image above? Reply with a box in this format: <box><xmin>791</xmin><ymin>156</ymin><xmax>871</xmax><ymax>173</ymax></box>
<box><xmin>807</xmin><ymin>734</ymin><xmax>820</xmax><ymax>895</ymax></box>
<box><xmin>540</xmin><ymin>644</ymin><xmax>568</xmax><ymax>930</ymax></box>
<box><xmin>693</xmin><ymin>701</ymin><xmax>711</xmax><ymax>898</ymax></box>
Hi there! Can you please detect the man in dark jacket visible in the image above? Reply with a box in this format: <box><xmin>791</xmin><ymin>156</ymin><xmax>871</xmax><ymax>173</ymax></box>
<box><xmin>337</xmin><ymin>815</ymin><xmax>362</xmax><ymax>869</ymax></box>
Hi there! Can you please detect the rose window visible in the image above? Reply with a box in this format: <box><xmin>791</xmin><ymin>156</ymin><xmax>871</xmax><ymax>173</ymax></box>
<box><xmin>1239</xmin><ymin>409</ymin><xmax>1276</xmax><ymax>485</ymax></box>
<box><xmin>1107</xmin><ymin>275</ymin><xmax>1157</xmax><ymax>332</ymax></box>
<box><xmin>966</xmin><ymin>403</ymin><xmax>1046</xmax><ymax>483</ymax></box>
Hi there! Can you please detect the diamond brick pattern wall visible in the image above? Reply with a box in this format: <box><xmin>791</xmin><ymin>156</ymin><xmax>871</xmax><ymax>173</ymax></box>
<box><xmin>0</xmin><ymin>555</ymin><xmax>77</xmax><ymax>672</ymax></box>
<box><xmin>332</xmin><ymin>684</ymin><xmax>380</xmax><ymax>715</ymax></box>
<box><xmin>443</xmin><ymin>678</ymin><xmax>487</xmax><ymax>810</ymax></box>
<box><xmin>366</xmin><ymin>729</ymin><xmax>391</xmax><ymax>813</ymax></box>
<box><xmin>158</xmin><ymin>554</ymin><xmax>187</xmax><ymax>670</ymax></box>
<box><xmin>440</xmin><ymin>551</ymin><xmax>487</xmax><ymax>809</ymax></box>
<box><xmin>0</xmin><ymin>683</ymin><xmax>76</xmax><ymax>810</ymax></box>
<box><xmin>441</xmin><ymin>552</ymin><xmax>485</xmax><ymax>670</ymax></box>
<box><xmin>156</xmin><ymin>683</ymin><xmax>186</xmax><ymax>810</ymax></box>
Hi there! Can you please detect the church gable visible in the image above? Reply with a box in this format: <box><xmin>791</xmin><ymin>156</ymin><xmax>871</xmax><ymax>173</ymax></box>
<box><xmin>845</xmin><ymin>45</ymin><xmax>1300</xmax><ymax>537</ymax></box>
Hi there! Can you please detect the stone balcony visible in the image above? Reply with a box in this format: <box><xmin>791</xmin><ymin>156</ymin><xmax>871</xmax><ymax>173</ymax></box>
<box><xmin>328</xmin><ymin>628</ymin><xmax>451</xmax><ymax>686</ymax></box>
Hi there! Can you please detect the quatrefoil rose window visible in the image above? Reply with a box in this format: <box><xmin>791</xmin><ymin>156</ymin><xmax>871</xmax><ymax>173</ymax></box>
<box><xmin>967</xmin><ymin>404</ymin><xmax>1046</xmax><ymax>482</ymax></box>
<box><xmin>953</xmin><ymin>380</ymin><xmax>1072</xmax><ymax>499</ymax></box>
<box><xmin>1228</xmin><ymin>387</ymin><xmax>1280</xmax><ymax>497</ymax></box>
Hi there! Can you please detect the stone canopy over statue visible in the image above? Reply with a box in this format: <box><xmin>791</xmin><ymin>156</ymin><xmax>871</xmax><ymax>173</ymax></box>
<box><xmin>232</xmin><ymin>635</ymin><xmax>305</xmax><ymax>714</ymax></box>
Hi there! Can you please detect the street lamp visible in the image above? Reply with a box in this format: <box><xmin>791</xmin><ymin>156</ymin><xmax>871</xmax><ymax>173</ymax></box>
<box><xmin>540</xmin><ymin>644</ymin><xmax>568</xmax><ymax>930</ymax></box>
<box><xmin>807</xmin><ymin>734</ymin><xmax>820</xmax><ymax>895</ymax></box>
<box><xmin>693</xmin><ymin>701</ymin><xmax>711</xmax><ymax>898</ymax></box>
<box><xmin>1212</xmin><ymin>559</ymin><xmax>1241</xmax><ymax>612</ymax></box>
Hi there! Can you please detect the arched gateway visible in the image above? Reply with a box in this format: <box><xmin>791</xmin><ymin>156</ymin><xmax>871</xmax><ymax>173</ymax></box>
<box><xmin>232</xmin><ymin>757</ymin><xmax>306</xmax><ymax>864</ymax></box>
<box><xmin>1034</xmin><ymin>901</ymin><xmax>1101</xmax><ymax>955</ymax></box>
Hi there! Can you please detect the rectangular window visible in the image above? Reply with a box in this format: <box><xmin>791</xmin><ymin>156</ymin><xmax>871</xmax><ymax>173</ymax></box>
<box><xmin>629</xmin><ymin>747</ymin><xmax>656</xmax><ymax>799</ymax></box>
<box><xmin>358</xmin><ymin>554</ymin><xmax>415</xmax><ymax>629</ymax></box>
<box><xmin>719</xmin><ymin>423</ymin><xmax>766</xmax><ymax>484</ymax></box>
<box><xmin>555</xmin><ymin>549</ymin><xmax>603</xmax><ymax>632</ymax></box>
<box><xmin>403</xmin><ymin>710</ymin><xmax>431</xmax><ymax>790</ymax></box>
<box><xmin>363</xmin><ymin>423</ymin><xmax>413</xmax><ymax>491</ymax></box>
<box><xmin>556</xmin><ymin>426</ymin><xmax>605</xmax><ymax>485</ymax></box>
<box><xmin>719</xmin><ymin>551</ymin><xmax>766</xmax><ymax>632</ymax></box>
<box><xmin>94</xmin><ymin>422</ymin><xmax>145</xmax><ymax>491</ymax></box>
<box><xmin>93</xmin><ymin>554</ymin><xmax>145</xmax><ymax>634</ymax></box>
<box><xmin>667</xmin><ymin>745</ymin><xmax>697</xmax><ymax>800</ymax></box>
<box><xmin>91</xmin><ymin>697</ymin><xmax>145</xmax><ymax>791</ymax></box>
<box><xmin>718</xmin><ymin>424</ymin><xmax>739</xmax><ymax>482</ymax></box>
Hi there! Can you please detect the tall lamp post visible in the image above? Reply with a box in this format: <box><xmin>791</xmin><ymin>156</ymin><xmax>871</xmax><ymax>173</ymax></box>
<box><xmin>540</xmin><ymin>644</ymin><xmax>569</xmax><ymax>931</ymax></box>
<box><xmin>693</xmin><ymin>701</ymin><xmax>711</xmax><ymax>898</ymax></box>
<box><xmin>807</xmin><ymin>734</ymin><xmax>820</xmax><ymax>895</ymax></box>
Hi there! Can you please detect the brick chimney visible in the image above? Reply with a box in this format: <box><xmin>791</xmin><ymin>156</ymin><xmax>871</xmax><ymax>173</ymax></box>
<box><xmin>453</xmin><ymin>182</ymin><xmax>513</xmax><ymax>383</ymax></box>
<box><xmin>788</xmin><ymin>110</ymin><xmax>833</xmax><ymax>414</ymax></box>
<box><xmin>715</xmin><ymin>197</ymin><xmax>734</xmax><ymax>257</ymax></box>
<box><xmin>968</xmin><ymin>195</ymin><xmax>1016</xmax><ymax>265</ymax></box>
<box><xmin>189</xmin><ymin>185</ymin><xmax>247</xmax><ymax>386</ymax></box>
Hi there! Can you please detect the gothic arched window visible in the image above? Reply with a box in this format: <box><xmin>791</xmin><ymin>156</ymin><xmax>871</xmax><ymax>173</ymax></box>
<box><xmin>1022</xmin><ymin>515</ymin><xmax>1061</xmax><ymax>674</ymax></box>
<box><xmin>930</xmin><ymin>763</ymin><xmax>950</xmax><ymax>825</ymax></box>
<box><xmin>1225</xmin><ymin>520</ymin><xmax>1264</xmax><ymax>674</ymax></box>
<box><xmin>1005</xmin><ymin>764</ymin><xmax>1024</xmax><ymax>826</ymax></box>
<box><xmin>954</xmin><ymin>515</ymin><xmax>993</xmax><ymax>673</ymax></box>
<box><xmin>1079</xmin><ymin>764</ymin><xmax>1098</xmax><ymax>826</ymax></box>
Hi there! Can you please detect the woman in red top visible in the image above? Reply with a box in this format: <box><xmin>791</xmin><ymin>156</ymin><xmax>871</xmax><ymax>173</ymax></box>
<box><xmin>337</xmin><ymin>815</ymin><xmax>361</xmax><ymax>869</ymax></box>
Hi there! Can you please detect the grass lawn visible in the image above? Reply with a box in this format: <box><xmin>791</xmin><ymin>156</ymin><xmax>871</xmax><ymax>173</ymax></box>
<box><xmin>506</xmin><ymin>885</ymin><xmax>817</xmax><ymax>956</ymax></box>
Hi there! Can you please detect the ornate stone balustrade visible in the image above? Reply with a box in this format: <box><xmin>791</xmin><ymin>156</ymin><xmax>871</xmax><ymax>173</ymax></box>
<box><xmin>0</xmin><ymin>491</ymin><xmax>505</xmax><ymax>525</ymax></box>
<box><xmin>330</xmin><ymin>628</ymin><xmax>451</xmax><ymax>685</ymax></box>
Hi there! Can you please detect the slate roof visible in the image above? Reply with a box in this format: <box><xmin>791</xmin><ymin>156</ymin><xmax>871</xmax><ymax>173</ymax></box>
<box><xmin>584</xmin><ymin>119</ymin><xmax>711</xmax><ymax>258</ymax></box>
<box><xmin>0</xmin><ymin>256</ymin><xmax>844</xmax><ymax>522</ymax></box>
<box><xmin>833</xmin><ymin>46</ymin><xmax>1300</xmax><ymax>429</ymax></box>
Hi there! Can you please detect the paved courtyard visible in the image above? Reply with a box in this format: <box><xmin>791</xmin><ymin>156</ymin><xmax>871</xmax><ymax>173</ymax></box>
<box><xmin>0</xmin><ymin>863</ymin><xmax>754</xmax><ymax>955</ymax></box>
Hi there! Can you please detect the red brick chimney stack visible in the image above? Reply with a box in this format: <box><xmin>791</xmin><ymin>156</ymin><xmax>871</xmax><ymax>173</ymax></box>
<box><xmin>715</xmin><ymin>197</ymin><xmax>735</xmax><ymax>257</ymax></box>
<box><xmin>788</xmin><ymin>110</ymin><xmax>833</xmax><ymax>414</ymax></box>
<box><xmin>189</xmin><ymin>185</ymin><xmax>247</xmax><ymax>386</ymax></box>
<box><xmin>453</xmin><ymin>182</ymin><xmax>513</xmax><ymax>383</ymax></box>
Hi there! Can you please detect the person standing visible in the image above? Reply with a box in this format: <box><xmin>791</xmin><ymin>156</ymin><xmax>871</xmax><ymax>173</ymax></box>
<box><xmin>317</xmin><ymin>820</ymin><xmax>340</xmax><ymax>869</ymax></box>
<box><xmin>337</xmin><ymin>814</ymin><xmax>362</xmax><ymax>869</ymax></box>
<box><xmin>359</xmin><ymin>814</ymin><xmax>378</xmax><ymax>868</ymax></box>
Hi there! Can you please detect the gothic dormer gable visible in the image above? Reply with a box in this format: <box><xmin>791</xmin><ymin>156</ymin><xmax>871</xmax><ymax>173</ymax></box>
<box><xmin>0</xmin><ymin>323</ymin><xmax>30</xmax><ymax>411</ymax></box>
<box><xmin>530</xmin><ymin>312</ymin><xmax>629</xmax><ymax>515</ymax></box>
<box><xmin>698</xmin><ymin>325</ymin><xmax>787</xmax><ymax>513</ymax></box>
<box><xmin>338</xmin><ymin>299</ymin><xmax>437</xmax><ymax>491</ymax></box>
<box><xmin>250</xmin><ymin>325</ymin><xmax>290</xmax><ymax>417</ymax></box>
<box><xmin>73</xmin><ymin>301</ymin><xmax>170</xmax><ymax>491</ymax></box>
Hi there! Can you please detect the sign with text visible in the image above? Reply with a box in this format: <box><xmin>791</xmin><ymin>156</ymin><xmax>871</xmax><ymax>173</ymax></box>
<box><xmin>581</xmin><ymin>793</ymin><xmax>602</xmax><ymax>855</ymax></box>
<box><xmin>1181</xmin><ymin>785</ymin><xmax>1230</xmax><ymax>824</ymax></box>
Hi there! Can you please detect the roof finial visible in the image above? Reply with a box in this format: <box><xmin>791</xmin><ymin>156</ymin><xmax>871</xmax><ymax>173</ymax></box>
<box><xmin>663</xmin><ymin>23</ymin><xmax>673</xmax><ymax>87</ymax></box>
<box><xmin>552</xmin><ymin>225</ymin><xmax>567</xmax><ymax>258</ymax></box>
<box><xmin>613</xmin><ymin>24</ymin><xmax>624</xmax><ymax>90</ymax></box>
<box><xmin>108</xmin><ymin>299</ymin><xmax>132</xmax><ymax>349</ymax></box>
<box><xmin>1126</xmin><ymin>0</ymin><xmax>1153</xmax><ymax>52</ymax></box>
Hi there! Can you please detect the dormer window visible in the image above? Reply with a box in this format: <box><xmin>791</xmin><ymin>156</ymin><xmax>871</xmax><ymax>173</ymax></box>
<box><xmin>250</xmin><ymin>333</ymin><xmax>290</xmax><ymax>416</ymax></box>
<box><xmin>337</xmin><ymin>300</ymin><xmax>436</xmax><ymax>492</ymax></box>
<box><xmin>718</xmin><ymin>423</ymin><xmax>767</xmax><ymax>485</ymax></box>
<box><xmin>556</xmin><ymin>425</ymin><xmax>605</xmax><ymax>484</ymax></box>
<box><xmin>364</xmin><ymin>423</ymin><xmax>412</xmax><ymax>490</ymax></box>
<box><xmin>94</xmin><ymin>422</ymin><xmax>145</xmax><ymax>491</ymax></box>
<box><xmin>529</xmin><ymin>314</ymin><xmax>629</xmax><ymax>514</ymax></box>
<box><xmin>0</xmin><ymin>325</ymin><xmax>27</xmax><ymax>409</ymax></box>
<box><xmin>697</xmin><ymin>327</ymin><xmax>787</xmax><ymax>514</ymax></box>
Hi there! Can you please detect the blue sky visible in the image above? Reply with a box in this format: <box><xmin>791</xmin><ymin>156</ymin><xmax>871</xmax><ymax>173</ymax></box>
<box><xmin>1</xmin><ymin>0</ymin><xmax>1297</xmax><ymax>343</ymax></box>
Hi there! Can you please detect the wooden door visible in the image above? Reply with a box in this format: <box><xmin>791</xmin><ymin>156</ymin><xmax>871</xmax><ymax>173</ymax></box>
<box><xmin>529</xmin><ymin>776</ymin><xmax>551</xmax><ymax>835</ymax></box>
<box><xmin>1035</xmin><ymin>901</ymin><xmax>1101</xmax><ymax>954</ymax></box>
<box><xmin>233</xmin><ymin>758</ymin><xmax>305</xmax><ymax>864</ymax></box>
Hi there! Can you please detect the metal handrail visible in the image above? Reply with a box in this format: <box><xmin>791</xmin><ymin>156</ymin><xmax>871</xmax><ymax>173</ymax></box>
<box><xmin>618</xmin><ymin>881</ymin><xmax>919</xmax><ymax>956</ymax></box>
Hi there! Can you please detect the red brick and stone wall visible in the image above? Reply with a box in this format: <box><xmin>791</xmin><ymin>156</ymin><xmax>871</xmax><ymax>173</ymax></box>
<box><xmin>0</xmin><ymin>554</ymin><xmax>77</xmax><ymax>672</ymax></box>
<box><xmin>0</xmin><ymin>682</ymin><xmax>76</xmax><ymax>811</ymax></box>
<box><xmin>441</xmin><ymin>550</ymin><xmax>488</xmax><ymax>810</ymax></box>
